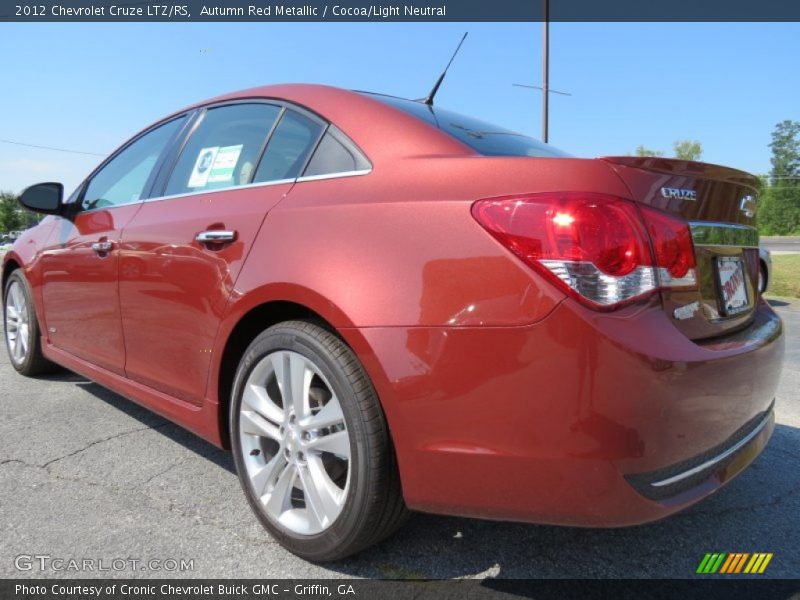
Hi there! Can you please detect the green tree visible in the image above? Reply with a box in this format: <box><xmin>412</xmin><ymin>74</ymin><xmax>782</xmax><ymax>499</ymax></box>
<box><xmin>673</xmin><ymin>139</ymin><xmax>703</xmax><ymax>161</ymax></box>
<box><xmin>769</xmin><ymin>120</ymin><xmax>800</xmax><ymax>185</ymax></box>
<box><xmin>634</xmin><ymin>145</ymin><xmax>663</xmax><ymax>157</ymax></box>
<box><xmin>758</xmin><ymin>121</ymin><xmax>800</xmax><ymax>235</ymax></box>
<box><xmin>0</xmin><ymin>192</ymin><xmax>25</xmax><ymax>233</ymax></box>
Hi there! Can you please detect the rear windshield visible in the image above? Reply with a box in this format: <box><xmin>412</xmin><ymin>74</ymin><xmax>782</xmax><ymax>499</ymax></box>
<box><xmin>363</xmin><ymin>93</ymin><xmax>571</xmax><ymax>158</ymax></box>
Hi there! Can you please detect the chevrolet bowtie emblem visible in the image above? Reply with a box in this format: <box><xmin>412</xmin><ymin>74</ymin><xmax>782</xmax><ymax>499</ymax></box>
<box><xmin>740</xmin><ymin>195</ymin><xmax>756</xmax><ymax>218</ymax></box>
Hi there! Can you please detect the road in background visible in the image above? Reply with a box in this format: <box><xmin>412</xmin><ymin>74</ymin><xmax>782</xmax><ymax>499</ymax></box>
<box><xmin>0</xmin><ymin>302</ymin><xmax>798</xmax><ymax>579</ymax></box>
<box><xmin>761</xmin><ymin>237</ymin><xmax>800</xmax><ymax>254</ymax></box>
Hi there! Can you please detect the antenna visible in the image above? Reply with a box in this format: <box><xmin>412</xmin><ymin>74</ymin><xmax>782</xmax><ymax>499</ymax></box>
<box><xmin>422</xmin><ymin>32</ymin><xmax>468</xmax><ymax>106</ymax></box>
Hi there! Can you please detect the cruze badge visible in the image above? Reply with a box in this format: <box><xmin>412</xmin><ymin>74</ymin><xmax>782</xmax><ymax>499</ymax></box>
<box><xmin>740</xmin><ymin>195</ymin><xmax>756</xmax><ymax>218</ymax></box>
<box><xmin>661</xmin><ymin>187</ymin><xmax>697</xmax><ymax>201</ymax></box>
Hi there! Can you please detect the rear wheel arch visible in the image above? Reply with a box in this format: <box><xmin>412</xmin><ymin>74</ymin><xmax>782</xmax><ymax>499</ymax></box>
<box><xmin>216</xmin><ymin>300</ymin><xmax>353</xmax><ymax>449</ymax></box>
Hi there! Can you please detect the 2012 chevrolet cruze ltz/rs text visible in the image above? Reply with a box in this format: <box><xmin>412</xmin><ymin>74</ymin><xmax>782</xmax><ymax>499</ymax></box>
<box><xmin>3</xmin><ymin>84</ymin><xmax>784</xmax><ymax>561</ymax></box>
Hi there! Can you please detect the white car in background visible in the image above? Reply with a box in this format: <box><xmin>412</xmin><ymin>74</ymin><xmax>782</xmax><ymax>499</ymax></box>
<box><xmin>759</xmin><ymin>246</ymin><xmax>772</xmax><ymax>293</ymax></box>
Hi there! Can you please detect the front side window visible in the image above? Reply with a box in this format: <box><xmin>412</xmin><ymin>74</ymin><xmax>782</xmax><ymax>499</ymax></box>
<box><xmin>81</xmin><ymin>116</ymin><xmax>185</xmax><ymax>211</ymax></box>
<box><xmin>164</xmin><ymin>103</ymin><xmax>281</xmax><ymax>196</ymax></box>
<box><xmin>253</xmin><ymin>110</ymin><xmax>324</xmax><ymax>183</ymax></box>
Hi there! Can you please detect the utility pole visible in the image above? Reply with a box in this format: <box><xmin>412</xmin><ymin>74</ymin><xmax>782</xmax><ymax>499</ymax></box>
<box><xmin>542</xmin><ymin>0</ymin><xmax>549</xmax><ymax>143</ymax></box>
<box><xmin>513</xmin><ymin>0</ymin><xmax>571</xmax><ymax>143</ymax></box>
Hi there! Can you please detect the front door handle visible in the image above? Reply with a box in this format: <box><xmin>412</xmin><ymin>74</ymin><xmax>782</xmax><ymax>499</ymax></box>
<box><xmin>196</xmin><ymin>230</ymin><xmax>237</xmax><ymax>244</ymax></box>
<box><xmin>91</xmin><ymin>240</ymin><xmax>114</xmax><ymax>254</ymax></box>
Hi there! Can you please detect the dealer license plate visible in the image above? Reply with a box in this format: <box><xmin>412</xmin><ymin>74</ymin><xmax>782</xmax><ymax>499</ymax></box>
<box><xmin>717</xmin><ymin>257</ymin><xmax>750</xmax><ymax>316</ymax></box>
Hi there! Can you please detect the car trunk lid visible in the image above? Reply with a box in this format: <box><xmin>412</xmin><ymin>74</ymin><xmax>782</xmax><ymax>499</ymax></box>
<box><xmin>601</xmin><ymin>156</ymin><xmax>761</xmax><ymax>340</ymax></box>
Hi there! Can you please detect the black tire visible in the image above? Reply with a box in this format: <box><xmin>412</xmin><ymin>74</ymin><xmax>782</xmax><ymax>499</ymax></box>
<box><xmin>759</xmin><ymin>261</ymin><xmax>768</xmax><ymax>294</ymax></box>
<box><xmin>3</xmin><ymin>269</ymin><xmax>58</xmax><ymax>376</ymax></box>
<box><xmin>230</xmin><ymin>320</ymin><xmax>408</xmax><ymax>561</ymax></box>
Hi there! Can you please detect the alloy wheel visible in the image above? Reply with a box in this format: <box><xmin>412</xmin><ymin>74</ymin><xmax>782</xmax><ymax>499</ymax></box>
<box><xmin>4</xmin><ymin>281</ymin><xmax>29</xmax><ymax>365</ymax></box>
<box><xmin>238</xmin><ymin>350</ymin><xmax>351</xmax><ymax>535</ymax></box>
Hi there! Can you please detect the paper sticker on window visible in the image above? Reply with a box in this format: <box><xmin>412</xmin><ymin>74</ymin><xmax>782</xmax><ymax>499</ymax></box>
<box><xmin>188</xmin><ymin>146</ymin><xmax>219</xmax><ymax>188</ymax></box>
<box><xmin>207</xmin><ymin>144</ymin><xmax>243</xmax><ymax>184</ymax></box>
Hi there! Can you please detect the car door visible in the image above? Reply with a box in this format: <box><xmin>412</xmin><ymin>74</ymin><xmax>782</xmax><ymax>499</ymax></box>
<box><xmin>39</xmin><ymin>116</ymin><xmax>187</xmax><ymax>375</ymax></box>
<box><xmin>118</xmin><ymin>102</ymin><xmax>325</xmax><ymax>405</ymax></box>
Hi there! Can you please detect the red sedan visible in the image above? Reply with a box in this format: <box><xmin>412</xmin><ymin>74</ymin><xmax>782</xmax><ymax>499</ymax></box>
<box><xmin>3</xmin><ymin>84</ymin><xmax>784</xmax><ymax>561</ymax></box>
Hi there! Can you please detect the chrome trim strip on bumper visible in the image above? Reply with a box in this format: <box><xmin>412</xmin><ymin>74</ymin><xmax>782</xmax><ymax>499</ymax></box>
<box><xmin>690</xmin><ymin>221</ymin><xmax>759</xmax><ymax>248</ymax></box>
<box><xmin>650</xmin><ymin>410</ymin><xmax>772</xmax><ymax>488</ymax></box>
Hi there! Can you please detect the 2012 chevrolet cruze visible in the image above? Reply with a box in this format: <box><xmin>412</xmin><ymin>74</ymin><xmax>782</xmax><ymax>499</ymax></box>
<box><xmin>3</xmin><ymin>84</ymin><xmax>784</xmax><ymax>561</ymax></box>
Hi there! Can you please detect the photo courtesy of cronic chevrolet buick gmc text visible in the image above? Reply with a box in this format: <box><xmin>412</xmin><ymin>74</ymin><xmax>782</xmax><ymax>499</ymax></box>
<box><xmin>2</xmin><ymin>84</ymin><xmax>785</xmax><ymax>561</ymax></box>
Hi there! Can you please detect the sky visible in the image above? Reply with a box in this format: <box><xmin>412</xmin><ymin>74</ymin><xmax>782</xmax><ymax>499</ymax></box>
<box><xmin>0</xmin><ymin>21</ymin><xmax>798</xmax><ymax>195</ymax></box>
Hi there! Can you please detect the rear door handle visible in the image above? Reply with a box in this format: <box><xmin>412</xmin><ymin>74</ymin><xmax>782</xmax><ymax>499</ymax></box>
<box><xmin>91</xmin><ymin>240</ymin><xmax>114</xmax><ymax>254</ymax></box>
<box><xmin>196</xmin><ymin>230</ymin><xmax>237</xmax><ymax>244</ymax></box>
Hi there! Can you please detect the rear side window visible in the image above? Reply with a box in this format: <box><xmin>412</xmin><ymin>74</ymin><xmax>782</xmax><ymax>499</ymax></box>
<box><xmin>303</xmin><ymin>127</ymin><xmax>370</xmax><ymax>177</ymax></box>
<box><xmin>363</xmin><ymin>93</ymin><xmax>571</xmax><ymax>158</ymax></box>
<box><xmin>164</xmin><ymin>103</ymin><xmax>281</xmax><ymax>196</ymax></box>
<box><xmin>253</xmin><ymin>110</ymin><xmax>324</xmax><ymax>183</ymax></box>
<box><xmin>82</xmin><ymin>116</ymin><xmax>185</xmax><ymax>210</ymax></box>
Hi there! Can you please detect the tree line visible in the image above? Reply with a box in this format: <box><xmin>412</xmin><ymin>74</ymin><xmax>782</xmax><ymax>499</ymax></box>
<box><xmin>633</xmin><ymin>123</ymin><xmax>800</xmax><ymax>235</ymax></box>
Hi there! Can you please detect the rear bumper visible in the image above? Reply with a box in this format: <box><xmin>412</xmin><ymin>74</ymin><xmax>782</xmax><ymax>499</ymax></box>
<box><xmin>624</xmin><ymin>404</ymin><xmax>774</xmax><ymax>502</ymax></box>
<box><xmin>351</xmin><ymin>296</ymin><xmax>784</xmax><ymax>526</ymax></box>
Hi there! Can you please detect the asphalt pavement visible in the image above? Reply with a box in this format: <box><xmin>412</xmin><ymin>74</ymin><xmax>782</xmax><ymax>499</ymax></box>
<box><xmin>0</xmin><ymin>302</ymin><xmax>798</xmax><ymax>579</ymax></box>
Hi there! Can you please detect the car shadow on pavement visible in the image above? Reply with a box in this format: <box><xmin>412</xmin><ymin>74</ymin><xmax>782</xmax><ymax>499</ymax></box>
<box><xmin>767</xmin><ymin>298</ymin><xmax>791</xmax><ymax>307</ymax></box>
<box><xmin>35</xmin><ymin>368</ymin><xmax>90</xmax><ymax>383</ymax></box>
<box><xmin>75</xmin><ymin>379</ymin><xmax>235</xmax><ymax>474</ymax></box>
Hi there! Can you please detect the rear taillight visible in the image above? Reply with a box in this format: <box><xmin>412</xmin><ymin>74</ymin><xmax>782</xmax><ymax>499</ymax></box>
<box><xmin>471</xmin><ymin>193</ymin><xmax>697</xmax><ymax>310</ymax></box>
<box><xmin>639</xmin><ymin>205</ymin><xmax>698</xmax><ymax>289</ymax></box>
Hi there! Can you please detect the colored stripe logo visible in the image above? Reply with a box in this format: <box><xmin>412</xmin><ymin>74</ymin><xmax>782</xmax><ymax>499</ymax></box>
<box><xmin>696</xmin><ymin>553</ymin><xmax>773</xmax><ymax>574</ymax></box>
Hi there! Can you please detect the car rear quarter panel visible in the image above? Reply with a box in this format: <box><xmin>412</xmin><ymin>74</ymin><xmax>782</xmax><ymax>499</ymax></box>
<box><xmin>228</xmin><ymin>156</ymin><xmax>632</xmax><ymax>329</ymax></box>
<box><xmin>211</xmin><ymin>155</ymin><xmax>635</xmax><ymax>459</ymax></box>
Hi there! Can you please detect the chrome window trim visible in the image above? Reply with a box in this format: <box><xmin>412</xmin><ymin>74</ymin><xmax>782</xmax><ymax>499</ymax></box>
<box><xmin>650</xmin><ymin>409</ymin><xmax>772</xmax><ymax>488</ymax></box>
<box><xmin>689</xmin><ymin>221</ymin><xmax>759</xmax><ymax>248</ymax></box>
<box><xmin>77</xmin><ymin>196</ymin><xmax>145</xmax><ymax>214</ymax></box>
<box><xmin>143</xmin><ymin>177</ymin><xmax>296</xmax><ymax>204</ymax></box>
<box><xmin>296</xmin><ymin>169</ymin><xmax>372</xmax><ymax>183</ymax></box>
<box><xmin>136</xmin><ymin>168</ymin><xmax>372</xmax><ymax>205</ymax></box>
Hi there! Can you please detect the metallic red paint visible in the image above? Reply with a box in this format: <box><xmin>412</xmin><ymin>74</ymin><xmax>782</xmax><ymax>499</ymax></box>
<box><xmin>118</xmin><ymin>183</ymin><xmax>292</xmax><ymax>405</ymax></box>
<box><xmin>3</xmin><ymin>84</ymin><xmax>784</xmax><ymax>527</ymax></box>
<box><xmin>39</xmin><ymin>206</ymin><xmax>140</xmax><ymax>375</ymax></box>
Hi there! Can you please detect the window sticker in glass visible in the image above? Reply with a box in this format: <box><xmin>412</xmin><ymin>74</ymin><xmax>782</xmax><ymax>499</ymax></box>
<box><xmin>187</xmin><ymin>144</ymin><xmax>243</xmax><ymax>188</ymax></box>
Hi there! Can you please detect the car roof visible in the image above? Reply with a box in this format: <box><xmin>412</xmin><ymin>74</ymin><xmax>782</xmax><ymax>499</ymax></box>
<box><xmin>166</xmin><ymin>83</ymin><xmax>474</xmax><ymax>165</ymax></box>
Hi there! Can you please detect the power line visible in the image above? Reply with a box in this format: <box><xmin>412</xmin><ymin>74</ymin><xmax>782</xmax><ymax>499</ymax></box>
<box><xmin>0</xmin><ymin>138</ymin><xmax>106</xmax><ymax>157</ymax></box>
<box><xmin>513</xmin><ymin>83</ymin><xmax>572</xmax><ymax>96</ymax></box>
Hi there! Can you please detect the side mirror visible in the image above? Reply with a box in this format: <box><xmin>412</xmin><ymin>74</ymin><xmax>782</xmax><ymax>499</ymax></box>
<box><xmin>18</xmin><ymin>182</ymin><xmax>64</xmax><ymax>215</ymax></box>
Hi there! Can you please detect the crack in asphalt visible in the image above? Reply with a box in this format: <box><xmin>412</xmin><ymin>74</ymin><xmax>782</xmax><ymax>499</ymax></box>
<box><xmin>0</xmin><ymin>422</ymin><xmax>175</xmax><ymax>471</ymax></box>
<box><xmin>139</xmin><ymin>461</ymin><xmax>183</xmax><ymax>486</ymax></box>
<box><xmin>40</xmin><ymin>422</ymin><xmax>173</xmax><ymax>468</ymax></box>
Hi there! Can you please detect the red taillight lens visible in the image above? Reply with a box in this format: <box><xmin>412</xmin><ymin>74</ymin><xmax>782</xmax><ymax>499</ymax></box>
<box><xmin>640</xmin><ymin>205</ymin><xmax>697</xmax><ymax>286</ymax></box>
<box><xmin>471</xmin><ymin>193</ymin><xmax>697</xmax><ymax>309</ymax></box>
